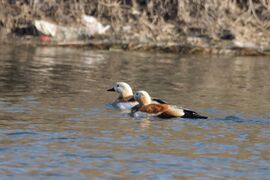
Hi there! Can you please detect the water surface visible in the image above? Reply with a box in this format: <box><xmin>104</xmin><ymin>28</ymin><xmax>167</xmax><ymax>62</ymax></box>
<box><xmin>0</xmin><ymin>45</ymin><xmax>269</xmax><ymax>179</ymax></box>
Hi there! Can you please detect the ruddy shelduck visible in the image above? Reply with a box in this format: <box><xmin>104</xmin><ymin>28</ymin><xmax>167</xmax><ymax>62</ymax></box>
<box><xmin>131</xmin><ymin>90</ymin><xmax>208</xmax><ymax>119</ymax></box>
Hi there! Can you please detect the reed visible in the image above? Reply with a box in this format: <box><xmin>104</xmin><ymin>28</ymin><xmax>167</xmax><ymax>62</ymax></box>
<box><xmin>1</xmin><ymin>0</ymin><xmax>270</xmax><ymax>48</ymax></box>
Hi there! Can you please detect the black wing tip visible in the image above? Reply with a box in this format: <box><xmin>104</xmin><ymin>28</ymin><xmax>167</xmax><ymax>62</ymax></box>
<box><xmin>182</xmin><ymin>114</ymin><xmax>208</xmax><ymax>119</ymax></box>
<box><xmin>152</xmin><ymin>98</ymin><xmax>168</xmax><ymax>104</ymax></box>
<box><xmin>183</xmin><ymin>109</ymin><xmax>208</xmax><ymax>119</ymax></box>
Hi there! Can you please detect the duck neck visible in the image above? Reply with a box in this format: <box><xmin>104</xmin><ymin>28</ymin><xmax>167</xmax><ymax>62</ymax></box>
<box><xmin>139</xmin><ymin>96</ymin><xmax>151</xmax><ymax>106</ymax></box>
<box><xmin>119</xmin><ymin>90</ymin><xmax>133</xmax><ymax>99</ymax></box>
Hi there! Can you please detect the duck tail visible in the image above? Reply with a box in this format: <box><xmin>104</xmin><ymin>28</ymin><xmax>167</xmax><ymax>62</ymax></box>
<box><xmin>182</xmin><ymin>109</ymin><xmax>208</xmax><ymax>119</ymax></box>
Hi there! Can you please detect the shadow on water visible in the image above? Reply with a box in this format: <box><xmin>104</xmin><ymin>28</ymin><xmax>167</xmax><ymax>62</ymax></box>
<box><xmin>0</xmin><ymin>45</ymin><xmax>269</xmax><ymax>179</ymax></box>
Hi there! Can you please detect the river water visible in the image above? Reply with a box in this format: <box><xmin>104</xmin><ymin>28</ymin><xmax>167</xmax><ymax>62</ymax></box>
<box><xmin>0</xmin><ymin>45</ymin><xmax>269</xmax><ymax>179</ymax></box>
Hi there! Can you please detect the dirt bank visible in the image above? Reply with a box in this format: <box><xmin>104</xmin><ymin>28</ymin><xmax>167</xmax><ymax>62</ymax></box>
<box><xmin>1</xmin><ymin>0</ymin><xmax>270</xmax><ymax>55</ymax></box>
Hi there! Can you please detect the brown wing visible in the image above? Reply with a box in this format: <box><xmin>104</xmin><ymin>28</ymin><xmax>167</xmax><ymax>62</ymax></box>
<box><xmin>158</xmin><ymin>109</ymin><xmax>182</xmax><ymax>119</ymax></box>
<box><xmin>133</xmin><ymin>104</ymin><xmax>184</xmax><ymax>119</ymax></box>
<box><xmin>139</xmin><ymin>104</ymin><xmax>170</xmax><ymax>114</ymax></box>
<box><xmin>157</xmin><ymin>106</ymin><xmax>185</xmax><ymax>119</ymax></box>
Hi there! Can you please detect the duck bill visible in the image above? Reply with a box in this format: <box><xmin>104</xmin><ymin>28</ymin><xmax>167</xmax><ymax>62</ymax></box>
<box><xmin>107</xmin><ymin>88</ymin><xmax>115</xmax><ymax>92</ymax></box>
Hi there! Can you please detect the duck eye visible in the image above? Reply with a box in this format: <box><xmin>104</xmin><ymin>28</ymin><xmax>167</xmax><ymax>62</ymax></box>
<box><xmin>116</xmin><ymin>85</ymin><xmax>120</xmax><ymax>87</ymax></box>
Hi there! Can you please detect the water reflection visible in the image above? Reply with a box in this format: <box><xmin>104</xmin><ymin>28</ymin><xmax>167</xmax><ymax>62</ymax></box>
<box><xmin>0</xmin><ymin>45</ymin><xmax>269</xmax><ymax>179</ymax></box>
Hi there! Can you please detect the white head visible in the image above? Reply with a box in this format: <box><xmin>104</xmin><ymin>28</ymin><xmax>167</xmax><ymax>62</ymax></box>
<box><xmin>134</xmin><ymin>90</ymin><xmax>152</xmax><ymax>106</ymax></box>
<box><xmin>107</xmin><ymin>82</ymin><xmax>133</xmax><ymax>98</ymax></box>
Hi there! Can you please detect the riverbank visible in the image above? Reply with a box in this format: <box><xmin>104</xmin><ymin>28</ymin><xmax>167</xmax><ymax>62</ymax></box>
<box><xmin>1</xmin><ymin>0</ymin><xmax>270</xmax><ymax>55</ymax></box>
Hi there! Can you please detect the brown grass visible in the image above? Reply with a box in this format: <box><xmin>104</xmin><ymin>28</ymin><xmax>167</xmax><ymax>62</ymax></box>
<box><xmin>1</xmin><ymin>0</ymin><xmax>270</xmax><ymax>49</ymax></box>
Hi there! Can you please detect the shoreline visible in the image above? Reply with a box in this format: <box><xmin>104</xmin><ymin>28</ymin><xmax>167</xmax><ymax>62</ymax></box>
<box><xmin>2</xmin><ymin>35</ymin><xmax>270</xmax><ymax>56</ymax></box>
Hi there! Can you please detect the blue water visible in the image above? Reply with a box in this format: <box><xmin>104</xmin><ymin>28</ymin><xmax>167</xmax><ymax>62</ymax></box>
<box><xmin>0</xmin><ymin>45</ymin><xmax>269</xmax><ymax>179</ymax></box>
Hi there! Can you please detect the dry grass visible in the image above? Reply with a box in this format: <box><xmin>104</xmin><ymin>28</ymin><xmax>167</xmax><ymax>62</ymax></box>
<box><xmin>1</xmin><ymin>0</ymin><xmax>270</xmax><ymax>48</ymax></box>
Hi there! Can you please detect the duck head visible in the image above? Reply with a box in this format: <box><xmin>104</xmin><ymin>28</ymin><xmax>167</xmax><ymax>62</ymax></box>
<box><xmin>134</xmin><ymin>90</ymin><xmax>152</xmax><ymax>106</ymax></box>
<box><xmin>107</xmin><ymin>82</ymin><xmax>133</xmax><ymax>98</ymax></box>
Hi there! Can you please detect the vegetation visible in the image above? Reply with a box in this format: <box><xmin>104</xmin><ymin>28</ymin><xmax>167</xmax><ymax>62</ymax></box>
<box><xmin>1</xmin><ymin>0</ymin><xmax>270</xmax><ymax>54</ymax></box>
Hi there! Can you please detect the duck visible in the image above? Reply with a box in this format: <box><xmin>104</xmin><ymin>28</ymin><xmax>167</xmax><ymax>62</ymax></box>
<box><xmin>107</xmin><ymin>82</ymin><xmax>167</xmax><ymax>110</ymax></box>
<box><xmin>131</xmin><ymin>90</ymin><xmax>208</xmax><ymax>119</ymax></box>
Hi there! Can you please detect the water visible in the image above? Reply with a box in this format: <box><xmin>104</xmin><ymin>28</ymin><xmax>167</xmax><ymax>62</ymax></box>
<box><xmin>0</xmin><ymin>45</ymin><xmax>269</xmax><ymax>179</ymax></box>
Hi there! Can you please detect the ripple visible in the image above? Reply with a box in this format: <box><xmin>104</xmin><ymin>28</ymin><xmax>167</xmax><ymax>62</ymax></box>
<box><xmin>63</xmin><ymin>153</ymin><xmax>113</xmax><ymax>160</ymax></box>
<box><xmin>6</xmin><ymin>131</ymin><xmax>38</xmax><ymax>136</ymax></box>
<box><xmin>214</xmin><ymin>115</ymin><xmax>270</xmax><ymax>125</ymax></box>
